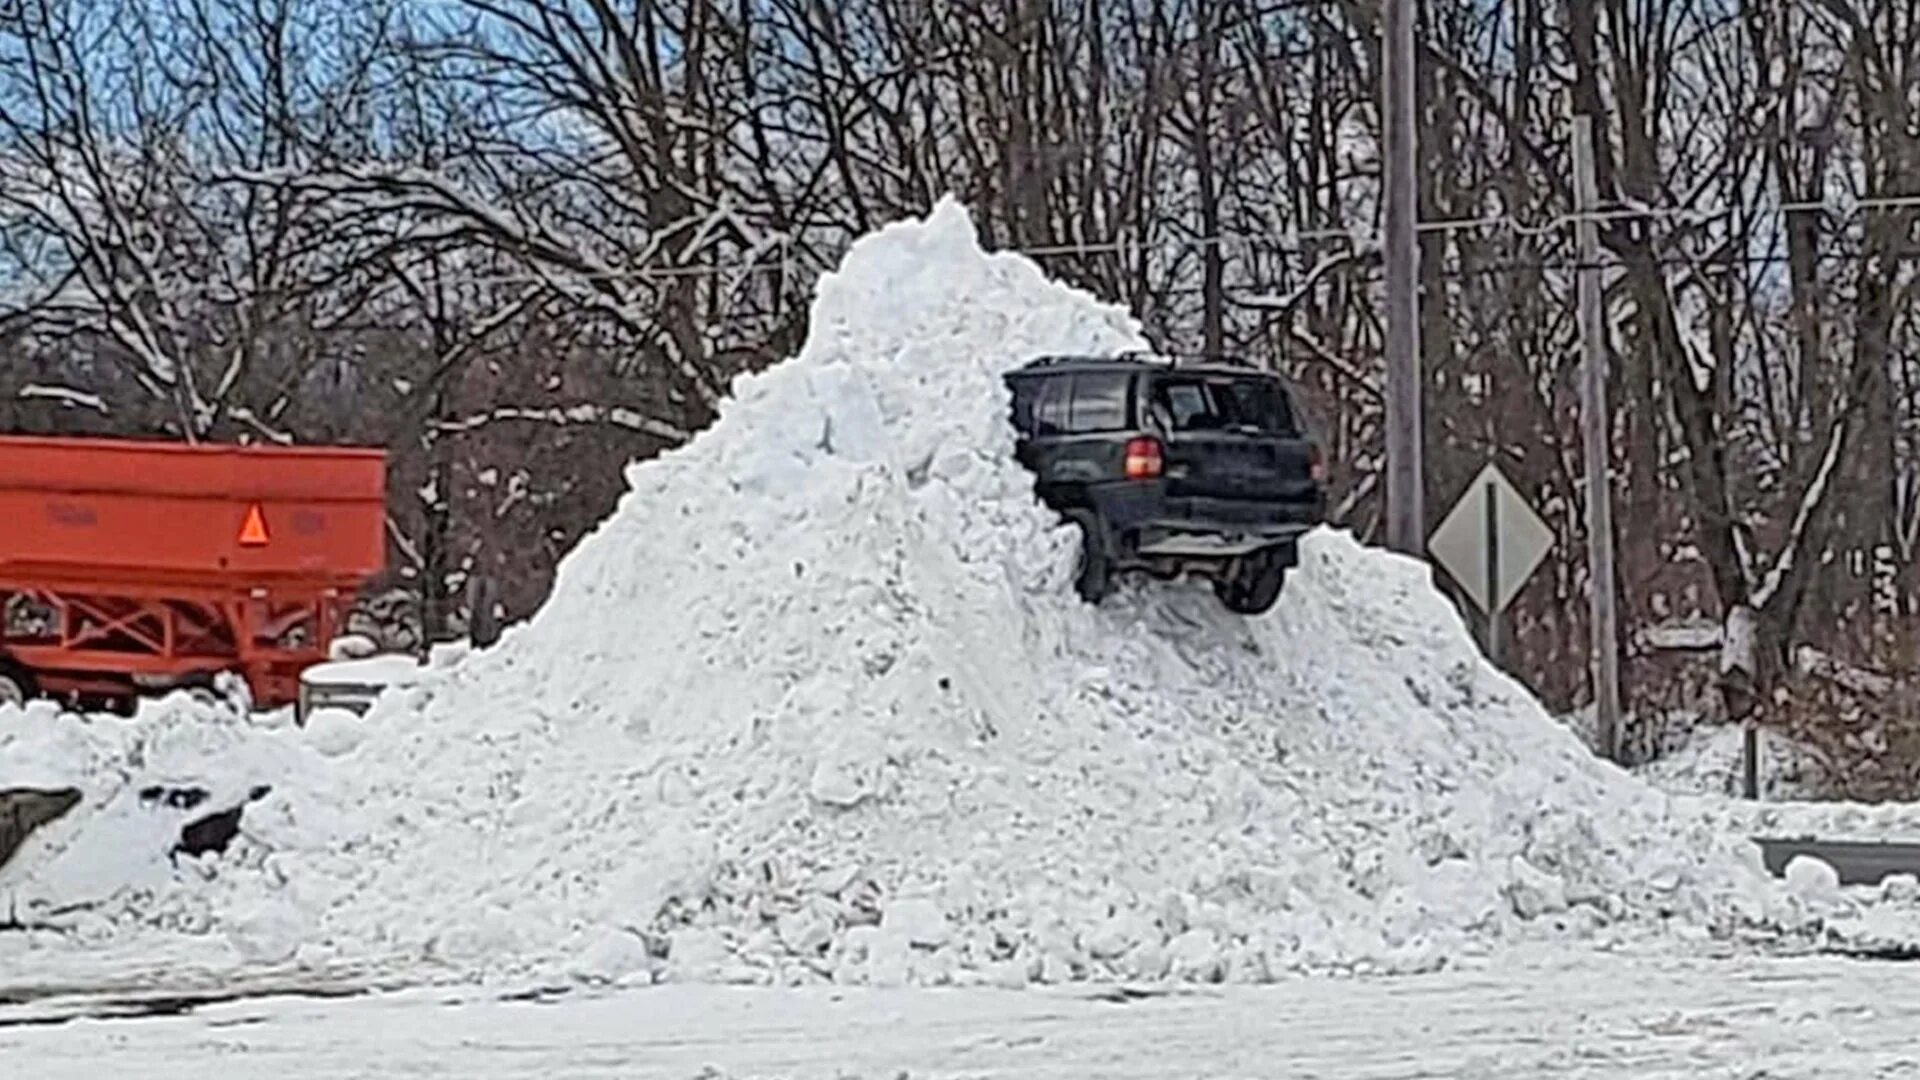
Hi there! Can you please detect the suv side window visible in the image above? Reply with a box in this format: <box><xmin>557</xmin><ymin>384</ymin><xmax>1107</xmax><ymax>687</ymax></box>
<box><xmin>1154</xmin><ymin>382</ymin><xmax>1211</xmax><ymax>431</ymax></box>
<box><xmin>1014</xmin><ymin>370</ymin><xmax>1133</xmax><ymax>436</ymax></box>
<box><xmin>1066</xmin><ymin>373</ymin><xmax>1131</xmax><ymax>433</ymax></box>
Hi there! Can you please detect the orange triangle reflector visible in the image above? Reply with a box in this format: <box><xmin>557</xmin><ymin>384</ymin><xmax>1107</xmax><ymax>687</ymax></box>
<box><xmin>238</xmin><ymin>503</ymin><xmax>271</xmax><ymax>547</ymax></box>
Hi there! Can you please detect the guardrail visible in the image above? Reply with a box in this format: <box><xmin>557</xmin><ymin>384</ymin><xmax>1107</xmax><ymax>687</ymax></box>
<box><xmin>1754</xmin><ymin>837</ymin><xmax>1920</xmax><ymax>887</ymax></box>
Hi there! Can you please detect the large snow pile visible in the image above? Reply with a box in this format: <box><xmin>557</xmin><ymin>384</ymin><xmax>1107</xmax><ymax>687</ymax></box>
<box><xmin>2</xmin><ymin>200</ymin><xmax>1903</xmax><ymax>990</ymax></box>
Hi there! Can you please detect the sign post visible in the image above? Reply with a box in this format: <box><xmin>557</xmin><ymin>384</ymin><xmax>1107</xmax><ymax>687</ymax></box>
<box><xmin>1484</xmin><ymin>476</ymin><xmax>1501</xmax><ymax>663</ymax></box>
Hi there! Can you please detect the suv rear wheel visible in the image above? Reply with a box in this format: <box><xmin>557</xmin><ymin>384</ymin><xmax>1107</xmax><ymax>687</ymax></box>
<box><xmin>1213</xmin><ymin>548</ymin><xmax>1289</xmax><ymax>615</ymax></box>
<box><xmin>1068</xmin><ymin>511</ymin><xmax>1115</xmax><ymax>604</ymax></box>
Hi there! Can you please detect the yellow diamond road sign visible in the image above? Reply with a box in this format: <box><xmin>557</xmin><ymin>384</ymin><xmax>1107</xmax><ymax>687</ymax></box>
<box><xmin>1428</xmin><ymin>462</ymin><xmax>1554</xmax><ymax>615</ymax></box>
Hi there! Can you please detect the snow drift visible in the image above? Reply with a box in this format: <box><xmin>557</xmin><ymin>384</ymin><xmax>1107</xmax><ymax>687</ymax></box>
<box><xmin>1</xmin><ymin>200</ymin><xmax>1902</xmax><ymax>990</ymax></box>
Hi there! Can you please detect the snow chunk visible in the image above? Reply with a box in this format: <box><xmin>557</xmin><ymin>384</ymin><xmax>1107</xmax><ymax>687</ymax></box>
<box><xmin>1506</xmin><ymin>856</ymin><xmax>1569</xmax><ymax>920</ymax></box>
<box><xmin>666</xmin><ymin>928</ymin><xmax>729</xmax><ymax>982</ymax></box>
<box><xmin>1881</xmin><ymin>874</ymin><xmax>1920</xmax><ymax>905</ymax></box>
<box><xmin>303</xmin><ymin>709</ymin><xmax>367</xmax><ymax>758</ymax></box>
<box><xmin>328</xmin><ymin>634</ymin><xmax>380</xmax><ymax>662</ymax></box>
<box><xmin>303</xmin><ymin>655</ymin><xmax>425</xmax><ymax>688</ymax></box>
<box><xmin>1785</xmin><ymin>855</ymin><xmax>1843</xmax><ymax>905</ymax></box>
<box><xmin>1168</xmin><ymin>928</ymin><xmax>1224</xmax><ymax>982</ymax></box>
<box><xmin>569</xmin><ymin>930</ymin><xmax>655</xmax><ymax>985</ymax></box>
<box><xmin>881</xmin><ymin>896</ymin><xmax>949</xmax><ymax>949</ymax></box>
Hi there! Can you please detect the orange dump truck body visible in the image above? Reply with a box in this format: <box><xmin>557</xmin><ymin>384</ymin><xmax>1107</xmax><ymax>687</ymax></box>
<box><xmin>0</xmin><ymin>435</ymin><xmax>388</xmax><ymax>711</ymax></box>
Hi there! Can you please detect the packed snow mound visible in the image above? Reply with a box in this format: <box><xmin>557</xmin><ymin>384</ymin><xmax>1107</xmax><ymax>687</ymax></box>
<box><xmin>2</xmin><ymin>199</ymin><xmax>1903</xmax><ymax>990</ymax></box>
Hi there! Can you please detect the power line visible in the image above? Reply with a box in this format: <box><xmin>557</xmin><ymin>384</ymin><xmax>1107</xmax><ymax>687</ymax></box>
<box><xmin>421</xmin><ymin>194</ymin><xmax>1920</xmax><ymax>284</ymax></box>
<box><xmin>13</xmin><ymin>196</ymin><xmax>1920</xmax><ymax>303</ymax></box>
<box><xmin>1389</xmin><ymin>245</ymin><xmax>1920</xmax><ymax>280</ymax></box>
<box><xmin>318</xmin><ymin>226</ymin><xmax>1920</xmax><ymax>291</ymax></box>
<box><xmin>14</xmin><ymin>239</ymin><xmax>1907</xmax><ymax>310</ymax></box>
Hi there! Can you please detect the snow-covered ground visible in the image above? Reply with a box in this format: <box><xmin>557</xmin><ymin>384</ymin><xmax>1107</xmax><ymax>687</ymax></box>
<box><xmin>7</xmin><ymin>949</ymin><xmax>1920</xmax><ymax>1079</ymax></box>
<box><xmin>1639</xmin><ymin>723</ymin><xmax>1829</xmax><ymax>802</ymax></box>
<box><xmin>7</xmin><ymin>200</ymin><xmax>1920</xmax><ymax>1005</ymax></box>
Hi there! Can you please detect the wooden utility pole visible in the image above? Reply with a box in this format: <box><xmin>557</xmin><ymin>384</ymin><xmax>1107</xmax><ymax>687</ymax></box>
<box><xmin>1382</xmin><ymin>0</ymin><xmax>1423</xmax><ymax>556</ymax></box>
<box><xmin>1572</xmin><ymin>115</ymin><xmax>1623</xmax><ymax>764</ymax></box>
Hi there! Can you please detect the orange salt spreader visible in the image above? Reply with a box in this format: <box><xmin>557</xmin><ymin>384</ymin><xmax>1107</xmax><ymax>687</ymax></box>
<box><xmin>0</xmin><ymin>434</ymin><xmax>387</xmax><ymax>712</ymax></box>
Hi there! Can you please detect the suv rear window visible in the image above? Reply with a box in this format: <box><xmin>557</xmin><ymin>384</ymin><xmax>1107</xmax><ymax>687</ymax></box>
<box><xmin>1012</xmin><ymin>372</ymin><xmax>1133</xmax><ymax>435</ymax></box>
<box><xmin>1148</xmin><ymin>375</ymin><xmax>1297</xmax><ymax>435</ymax></box>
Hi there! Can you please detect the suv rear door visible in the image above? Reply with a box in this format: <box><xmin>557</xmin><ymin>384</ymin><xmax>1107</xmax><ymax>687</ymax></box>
<box><xmin>1143</xmin><ymin>372</ymin><xmax>1317</xmax><ymax>502</ymax></box>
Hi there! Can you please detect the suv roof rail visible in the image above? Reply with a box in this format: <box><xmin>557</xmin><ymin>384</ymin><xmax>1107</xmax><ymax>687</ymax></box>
<box><xmin>1114</xmin><ymin>349</ymin><xmax>1259</xmax><ymax>370</ymax></box>
<box><xmin>1016</xmin><ymin>351</ymin><xmax>1264</xmax><ymax>372</ymax></box>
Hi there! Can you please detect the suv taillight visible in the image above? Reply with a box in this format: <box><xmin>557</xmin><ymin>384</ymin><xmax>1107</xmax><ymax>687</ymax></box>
<box><xmin>1124</xmin><ymin>436</ymin><xmax>1164</xmax><ymax>480</ymax></box>
<box><xmin>1310</xmin><ymin>443</ymin><xmax>1328</xmax><ymax>484</ymax></box>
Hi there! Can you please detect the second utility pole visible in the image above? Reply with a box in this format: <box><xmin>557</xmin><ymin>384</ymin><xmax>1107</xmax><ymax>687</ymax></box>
<box><xmin>1383</xmin><ymin>0</ymin><xmax>1424</xmax><ymax>556</ymax></box>
<box><xmin>1572</xmin><ymin>114</ymin><xmax>1623</xmax><ymax>764</ymax></box>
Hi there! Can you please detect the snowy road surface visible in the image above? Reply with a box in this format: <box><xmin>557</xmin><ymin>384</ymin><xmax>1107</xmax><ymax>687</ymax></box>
<box><xmin>6</xmin><ymin>951</ymin><xmax>1920</xmax><ymax>1078</ymax></box>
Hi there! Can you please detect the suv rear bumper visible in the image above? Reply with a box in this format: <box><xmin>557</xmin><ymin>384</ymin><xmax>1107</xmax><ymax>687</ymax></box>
<box><xmin>1092</xmin><ymin>483</ymin><xmax>1325</xmax><ymax>559</ymax></box>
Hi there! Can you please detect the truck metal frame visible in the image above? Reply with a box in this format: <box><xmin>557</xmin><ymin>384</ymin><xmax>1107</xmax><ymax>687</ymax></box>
<box><xmin>0</xmin><ymin>435</ymin><xmax>387</xmax><ymax>711</ymax></box>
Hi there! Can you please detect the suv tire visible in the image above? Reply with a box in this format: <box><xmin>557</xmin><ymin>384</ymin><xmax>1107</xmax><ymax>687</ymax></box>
<box><xmin>1213</xmin><ymin>548</ymin><xmax>1288</xmax><ymax>615</ymax></box>
<box><xmin>1068</xmin><ymin>512</ymin><xmax>1115</xmax><ymax>604</ymax></box>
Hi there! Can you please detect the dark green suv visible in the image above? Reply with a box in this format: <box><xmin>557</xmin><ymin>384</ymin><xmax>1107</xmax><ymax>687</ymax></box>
<box><xmin>1004</xmin><ymin>353</ymin><xmax>1328</xmax><ymax>614</ymax></box>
